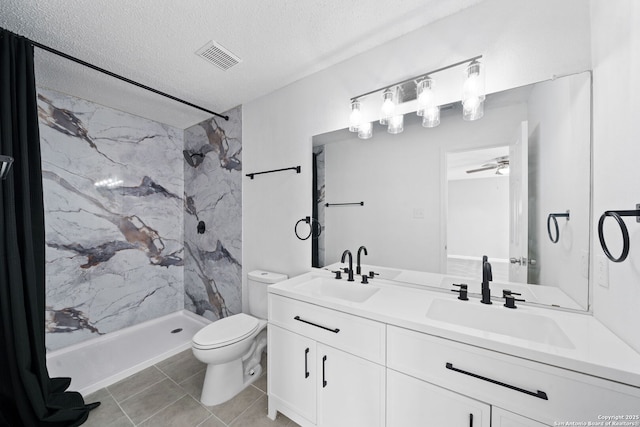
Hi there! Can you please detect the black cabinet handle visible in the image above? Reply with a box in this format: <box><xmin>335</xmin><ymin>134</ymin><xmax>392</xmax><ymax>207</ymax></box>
<box><xmin>322</xmin><ymin>355</ymin><xmax>327</xmax><ymax>388</ymax></box>
<box><xmin>294</xmin><ymin>316</ymin><xmax>340</xmax><ymax>333</ymax></box>
<box><xmin>446</xmin><ymin>363</ymin><xmax>548</xmax><ymax>400</ymax></box>
<box><xmin>304</xmin><ymin>348</ymin><xmax>310</xmax><ymax>378</ymax></box>
<box><xmin>469</xmin><ymin>413</ymin><xmax>473</xmax><ymax>427</ymax></box>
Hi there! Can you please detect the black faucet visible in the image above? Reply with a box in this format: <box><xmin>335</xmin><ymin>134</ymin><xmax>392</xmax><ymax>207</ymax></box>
<box><xmin>356</xmin><ymin>246</ymin><xmax>367</xmax><ymax>275</ymax></box>
<box><xmin>341</xmin><ymin>250</ymin><xmax>355</xmax><ymax>282</ymax></box>
<box><xmin>481</xmin><ymin>255</ymin><xmax>493</xmax><ymax>304</ymax></box>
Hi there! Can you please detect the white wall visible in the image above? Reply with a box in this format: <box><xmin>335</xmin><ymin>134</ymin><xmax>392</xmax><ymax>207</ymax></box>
<box><xmin>527</xmin><ymin>73</ymin><xmax>591</xmax><ymax>308</ymax></box>
<box><xmin>242</xmin><ymin>0</ymin><xmax>591</xmax><ymax>310</ymax></box>
<box><xmin>448</xmin><ymin>176</ymin><xmax>509</xmax><ymax>258</ymax></box>
<box><xmin>590</xmin><ymin>1</ymin><xmax>640</xmax><ymax>353</ymax></box>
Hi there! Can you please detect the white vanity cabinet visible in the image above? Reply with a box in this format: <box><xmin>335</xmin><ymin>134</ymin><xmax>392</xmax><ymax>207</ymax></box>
<box><xmin>387</xmin><ymin>325</ymin><xmax>640</xmax><ymax>426</ymax></box>
<box><xmin>387</xmin><ymin>368</ymin><xmax>490</xmax><ymax>426</ymax></box>
<box><xmin>491</xmin><ymin>408</ymin><xmax>548</xmax><ymax>427</ymax></box>
<box><xmin>268</xmin><ymin>294</ymin><xmax>386</xmax><ymax>427</ymax></box>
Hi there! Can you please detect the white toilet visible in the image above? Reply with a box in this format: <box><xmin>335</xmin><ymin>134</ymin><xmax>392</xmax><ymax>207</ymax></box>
<box><xmin>192</xmin><ymin>270</ymin><xmax>287</xmax><ymax>406</ymax></box>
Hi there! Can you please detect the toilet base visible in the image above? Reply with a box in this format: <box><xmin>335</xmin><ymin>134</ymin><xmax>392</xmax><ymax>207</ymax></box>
<box><xmin>199</xmin><ymin>339</ymin><xmax>266</xmax><ymax>406</ymax></box>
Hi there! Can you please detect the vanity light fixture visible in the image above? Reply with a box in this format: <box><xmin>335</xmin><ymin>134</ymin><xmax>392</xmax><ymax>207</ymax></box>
<box><xmin>348</xmin><ymin>55</ymin><xmax>483</xmax><ymax>138</ymax></box>
<box><xmin>462</xmin><ymin>60</ymin><xmax>485</xmax><ymax>121</ymax></box>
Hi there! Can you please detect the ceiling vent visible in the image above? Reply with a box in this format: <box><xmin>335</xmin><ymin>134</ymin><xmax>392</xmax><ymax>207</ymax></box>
<box><xmin>195</xmin><ymin>40</ymin><xmax>242</xmax><ymax>71</ymax></box>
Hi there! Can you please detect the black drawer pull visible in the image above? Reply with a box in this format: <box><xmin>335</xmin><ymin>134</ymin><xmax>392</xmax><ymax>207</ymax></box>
<box><xmin>469</xmin><ymin>413</ymin><xmax>473</xmax><ymax>427</ymax></box>
<box><xmin>294</xmin><ymin>316</ymin><xmax>340</xmax><ymax>333</ymax></box>
<box><xmin>304</xmin><ymin>348</ymin><xmax>310</xmax><ymax>378</ymax></box>
<box><xmin>322</xmin><ymin>355</ymin><xmax>327</xmax><ymax>388</ymax></box>
<box><xmin>446</xmin><ymin>363</ymin><xmax>548</xmax><ymax>400</ymax></box>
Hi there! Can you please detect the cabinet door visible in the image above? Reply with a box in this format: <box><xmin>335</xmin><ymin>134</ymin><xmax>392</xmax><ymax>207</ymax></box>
<box><xmin>317</xmin><ymin>344</ymin><xmax>385</xmax><ymax>427</ymax></box>
<box><xmin>387</xmin><ymin>369</ymin><xmax>490</xmax><ymax>427</ymax></box>
<box><xmin>268</xmin><ymin>325</ymin><xmax>316</xmax><ymax>423</ymax></box>
<box><xmin>492</xmin><ymin>407</ymin><xmax>547</xmax><ymax>427</ymax></box>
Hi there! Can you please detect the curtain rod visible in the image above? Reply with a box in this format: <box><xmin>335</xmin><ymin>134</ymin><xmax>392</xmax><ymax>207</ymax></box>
<box><xmin>3</xmin><ymin>28</ymin><xmax>229</xmax><ymax>121</ymax></box>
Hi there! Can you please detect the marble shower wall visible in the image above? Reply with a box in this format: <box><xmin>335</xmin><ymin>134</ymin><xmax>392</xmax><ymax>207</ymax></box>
<box><xmin>39</xmin><ymin>88</ymin><xmax>184</xmax><ymax>351</ymax></box>
<box><xmin>183</xmin><ymin>107</ymin><xmax>242</xmax><ymax>321</ymax></box>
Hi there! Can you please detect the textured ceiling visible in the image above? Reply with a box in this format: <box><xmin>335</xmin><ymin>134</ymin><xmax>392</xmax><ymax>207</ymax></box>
<box><xmin>0</xmin><ymin>0</ymin><xmax>483</xmax><ymax>128</ymax></box>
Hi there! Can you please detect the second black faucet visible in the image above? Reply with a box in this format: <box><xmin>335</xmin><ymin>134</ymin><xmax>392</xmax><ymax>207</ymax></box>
<box><xmin>341</xmin><ymin>250</ymin><xmax>355</xmax><ymax>281</ymax></box>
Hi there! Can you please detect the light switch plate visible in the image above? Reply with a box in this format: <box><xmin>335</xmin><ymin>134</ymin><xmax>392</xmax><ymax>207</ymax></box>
<box><xmin>596</xmin><ymin>255</ymin><xmax>609</xmax><ymax>288</ymax></box>
<box><xmin>580</xmin><ymin>250</ymin><xmax>589</xmax><ymax>278</ymax></box>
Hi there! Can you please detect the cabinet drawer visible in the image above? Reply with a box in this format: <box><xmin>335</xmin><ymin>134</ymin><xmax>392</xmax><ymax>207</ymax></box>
<box><xmin>269</xmin><ymin>294</ymin><xmax>385</xmax><ymax>364</ymax></box>
<box><xmin>387</xmin><ymin>325</ymin><xmax>640</xmax><ymax>425</ymax></box>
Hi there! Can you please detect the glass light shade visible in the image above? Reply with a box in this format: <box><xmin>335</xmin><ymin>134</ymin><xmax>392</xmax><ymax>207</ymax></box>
<box><xmin>463</xmin><ymin>98</ymin><xmax>484</xmax><ymax>121</ymax></box>
<box><xmin>387</xmin><ymin>114</ymin><xmax>404</xmax><ymax>134</ymax></box>
<box><xmin>357</xmin><ymin>121</ymin><xmax>373</xmax><ymax>139</ymax></box>
<box><xmin>349</xmin><ymin>100</ymin><xmax>362</xmax><ymax>132</ymax></box>
<box><xmin>416</xmin><ymin>78</ymin><xmax>435</xmax><ymax>116</ymax></box>
<box><xmin>421</xmin><ymin>107</ymin><xmax>440</xmax><ymax>127</ymax></box>
<box><xmin>380</xmin><ymin>89</ymin><xmax>395</xmax><ymax>125</ymax></box>
<box><xmin>462</xmin><ymin>60</ymin><xmax>485</xmax><ymax>121</ymax></box>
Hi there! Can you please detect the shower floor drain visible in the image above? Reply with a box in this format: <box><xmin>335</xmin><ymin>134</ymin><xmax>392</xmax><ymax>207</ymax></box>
<box><xmin>170</xmin><ymin>328</ymin><xmax>183</xmax><ymax>334</ymax></box>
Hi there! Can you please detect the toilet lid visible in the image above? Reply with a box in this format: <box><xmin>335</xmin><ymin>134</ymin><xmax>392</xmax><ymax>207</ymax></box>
<box><xmin>192</xmin><ymin>313</ymin><xmax>260</xmax><ymax>349</ymax></box>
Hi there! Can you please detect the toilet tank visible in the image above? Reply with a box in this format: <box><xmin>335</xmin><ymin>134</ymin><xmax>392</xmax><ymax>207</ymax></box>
<box><xmin>247</xmin><ymin>270</ymin><xmax>288</xmax><ymax>319</ymax></box>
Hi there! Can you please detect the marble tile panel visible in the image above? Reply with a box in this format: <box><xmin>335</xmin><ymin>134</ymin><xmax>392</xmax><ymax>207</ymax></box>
<box><xmin>183</xmin><ymin>106</ymin><xmax>242</xmax><ymax>322</ymax></box>
<box><xmin>38</xmin><ymin>87</ymin><xmax>185</xmax><ymax>351</ymax></box>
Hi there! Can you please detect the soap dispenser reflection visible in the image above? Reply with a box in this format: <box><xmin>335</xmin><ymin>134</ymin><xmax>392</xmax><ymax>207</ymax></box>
<box><xmin>481</xmin><ymin>255</ymin><xmax>493</xmax><ymax>304</ymax></box>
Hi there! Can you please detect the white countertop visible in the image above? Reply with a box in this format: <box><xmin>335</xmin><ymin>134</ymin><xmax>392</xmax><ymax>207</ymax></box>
<box><xmin>268</xmin><ymin>269</ymin><xmax>640</xmax><ymax>388</ymax></box>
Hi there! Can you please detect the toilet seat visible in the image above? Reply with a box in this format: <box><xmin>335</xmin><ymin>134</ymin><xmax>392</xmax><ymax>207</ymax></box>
<box><xmin>192</xmin><ymin>313</ymin><xmax>260</xmax><ymax>350</ymax></box>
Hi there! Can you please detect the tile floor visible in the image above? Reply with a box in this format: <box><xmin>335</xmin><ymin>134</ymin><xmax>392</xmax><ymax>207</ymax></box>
<box><xmin>83</xmin><ymin>349</ymin><xmax>299</xmax><ymax>427</ymax></box>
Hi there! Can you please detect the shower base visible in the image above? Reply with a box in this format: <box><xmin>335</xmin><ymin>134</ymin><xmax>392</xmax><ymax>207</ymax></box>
<box><xmin>46</xmin><ymin>310</ymin><xmax>209</xmax><ymax>396</ymax></box>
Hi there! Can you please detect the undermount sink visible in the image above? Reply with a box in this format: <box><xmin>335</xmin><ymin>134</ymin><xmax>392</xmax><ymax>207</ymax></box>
<box><xmin>294</xmin><ymin>277</ymin><xmax>380</xmax><ymax>303</ymax></box>
<box><xmin>426</xmin><ymin>298</ymin><xmax>575</xmax><ymax>349</ymax></box>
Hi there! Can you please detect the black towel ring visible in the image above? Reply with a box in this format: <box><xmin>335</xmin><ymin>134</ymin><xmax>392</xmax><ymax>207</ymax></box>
<box><xmin>295</xmin><ymin>216</ymin><xmax>322</xmax><ymax>241</ymax></box>
<box><xmin>598</xmin><ymin>205</ymin><xmax>640</xmax><ymax>263</ymax></box>
<box><xmin>547</xmin><ymin>211</ymin><xmax>570</xmax><ymax>244</ymax></box>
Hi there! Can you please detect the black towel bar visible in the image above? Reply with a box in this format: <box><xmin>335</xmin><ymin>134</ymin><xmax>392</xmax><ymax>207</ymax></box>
<box><xmin>246</xmin><ymin>166</ymin><xmax>300</xmax><ymax>179</ymax></box>
<box><xmin>325</xmin><ymin>201</ymin><xmax>364</xmax><ymax>207</ymax></box>
<box><xmin>598</xmin><ymin>204</ymin><xmax>640</xmax><ymax>263</ymax></box>
<box><xmin>295</xmin><ymin>216</ymin><xmax>322</xmax><ymax>241</ymax></box>
<box><xmin>547</xmin><ymin>211</ymin><xmax>570</xmax><ymax>244</ymax></box>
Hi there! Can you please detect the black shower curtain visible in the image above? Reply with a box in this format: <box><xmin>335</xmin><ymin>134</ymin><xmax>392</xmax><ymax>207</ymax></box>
<box><xmin>0</xmin><ymin>29</ymin><xmax>97</xmax><ymax>427</ymax></box>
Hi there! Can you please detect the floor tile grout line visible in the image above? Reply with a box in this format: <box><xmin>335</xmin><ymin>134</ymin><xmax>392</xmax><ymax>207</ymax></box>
<box><xmin>111</xmin><ymin>365</ymin><xmax>169</xmax><ymax>405</ymax></box>
<box><xmin>196</xmin><ymin>413</ymin><xmax>230</xmax><ymax>427</ymax></box>
<box><xmin>132</xmin><ymin>392</ymin><xmax>188</xmax><ymax>426</ymax></box>
<box><xmin>103</xmin><ymin>387</ymin><xmax>137</xmax><ymax>426</ymax></box>
<box><xmin>225</xmin><ymin>390</ymin><xmax>266</xmax><ymax>427</ymax></box>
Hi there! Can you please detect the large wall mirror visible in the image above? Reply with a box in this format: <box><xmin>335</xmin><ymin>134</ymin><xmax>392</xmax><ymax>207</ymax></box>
<box><xmin>312</xmin><ymin>71</ymin><xmax>591</xmax><ymax>311</ymax></box>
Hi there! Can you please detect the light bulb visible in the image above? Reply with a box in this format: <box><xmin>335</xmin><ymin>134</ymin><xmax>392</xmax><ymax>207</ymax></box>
<box><xmin>416</xmin><ymin>78</ymin><xmax>440</xmax><ymax>127</ymax></box>
<box><xmin>349</xmin><ymin>100</ymin><xmax>362</xmax><ymax>132</ymax></box>
<box><xmin>380</xmin><ymin>89</ymin><xmax>395</xmax><ymax>125</ymax></box>
<box><xmin>462</xmin><ymin>60</ymin><xmax>485</xmax><ymax>121</ymax></box>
